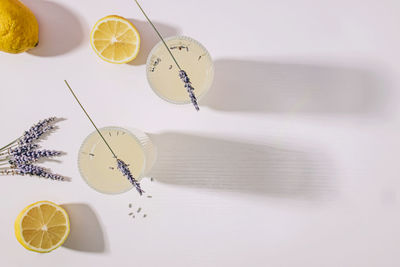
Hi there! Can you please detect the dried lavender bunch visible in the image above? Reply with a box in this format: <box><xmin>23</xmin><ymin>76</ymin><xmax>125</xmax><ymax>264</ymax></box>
<box><xmin>0</xmin><ymin>117</ymin><xmax>65</xmax><ymax>181</ymax></box>
<box><xmin>179</xmin><ymin>70</ymin><xmax>199</xmax><ymax>111</ymax></box>
<box><xmin>135</xmin><ymin>0</ymin><xmax>200</xmax><ymax>111</ymax></box>
<box><xmin>117</xmin><ymin>159</ymin><xmax>144</xmax><ymax>195</ymax></box>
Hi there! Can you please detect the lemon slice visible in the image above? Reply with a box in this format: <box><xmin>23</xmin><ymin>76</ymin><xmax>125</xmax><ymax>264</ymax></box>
<box><xmin>90</xmin><ymin>15</ymin><xmax>141</xmax><ymax>64</ymax></box>
<box><xmin>14</xmin><ymin>201</ymin><xmax>70</xmax><ymax>253</ymax></box>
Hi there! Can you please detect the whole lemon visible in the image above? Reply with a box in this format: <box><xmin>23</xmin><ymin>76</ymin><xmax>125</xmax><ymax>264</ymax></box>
<box><xmin>0</xmin><ymin>0</ymin><xmax>39</xmax><ymax>53</ymax></box>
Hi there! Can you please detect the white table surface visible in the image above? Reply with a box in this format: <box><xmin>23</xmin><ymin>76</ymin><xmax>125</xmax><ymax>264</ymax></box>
<box><xmin>1</xmin><ymin>0</ymin><xmax>400</xmax><ymax>266</ymax></box>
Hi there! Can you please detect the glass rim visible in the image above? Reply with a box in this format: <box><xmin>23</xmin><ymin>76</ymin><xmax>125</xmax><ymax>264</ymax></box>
<box><xmin>146</xmin><ymin>35</ymin><xmax>214</xmax><ymax>105</ymax></box>
<box><xmin>77</xmin><ymin>126</ymin><xmax>147</xmax><ymax>195</ymax></box>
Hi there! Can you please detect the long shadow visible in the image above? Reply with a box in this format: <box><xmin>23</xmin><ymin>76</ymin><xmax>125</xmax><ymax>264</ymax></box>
<box><xmin>149</xmin><ymin>132</ymin><xmax>335</xmax><ymax>200</ymax></box>
<box><xmin>62</xmin><ymin>203</ymin><xmax>107</xmax><ymax>253</ymax></box>
<box><xmin>127</xmin><ymin>19</ymin><xmax>181</xmax><ymax>66</ymax></box>
<box><xmin>24</xmin><ymin>0</ymin><xmax>86</xmax><ymax>57</ymax></box>
<box><xmin>202</xmin><ymin>59</ymin><xmax>391</xmax><ymax>115</ymax></box>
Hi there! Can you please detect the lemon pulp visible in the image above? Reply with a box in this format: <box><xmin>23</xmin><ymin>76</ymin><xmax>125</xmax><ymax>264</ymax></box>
<box><xmin>90</xmin><ymin>15</ymin><xmax>140</xmax><ymax>64</ymax></box>
<box><xmin>15</xmin><ymin>201</ymin><xmax>70</xmax><ymax>253</ymax></box>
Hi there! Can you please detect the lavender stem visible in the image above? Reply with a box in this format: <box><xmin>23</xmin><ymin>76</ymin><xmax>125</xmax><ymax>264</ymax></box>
<box><xmin>64</xmin><ymin>80</ymin><xmax>117</xmax><ymax>158</ymax></box>
<box><xmin>134</xmin><ymin>0</ymin><xmax>181</xmax><ymax>70</ymax></box>
<box><xmin>0</xmin><ymin>138</ymin><xmax>19</xmax><ymax>152</ymax></box>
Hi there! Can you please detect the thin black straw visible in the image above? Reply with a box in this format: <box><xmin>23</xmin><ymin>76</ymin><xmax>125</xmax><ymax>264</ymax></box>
<box><xmin>64</xmin><ymin>80</ymin><xmax>117</xmax><ymax>158</ymax></box>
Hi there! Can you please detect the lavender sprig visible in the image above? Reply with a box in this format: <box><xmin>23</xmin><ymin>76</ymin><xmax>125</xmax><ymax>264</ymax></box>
<box><xmin>0</xmin><ymin>169</ymin><xmax>20</xmax><ymax>176</ymax></box>
<box><xmin>9</xmin><ymin>150</ymin><xmax>61</xmax><ymax>165</ymax></box>
<box><xmin>117</xmin><ymin>159</ymin><xmax>144</xmax><ymax>195</ymax></box>
<box><xmin>19</xmin><ymin>117</ymin><xmax>57</xmax><ymax>145</ymax></box>
<box><xmin>134</xmin><ymin>0</ymin><xmax>200</xmax><ymax>111</ymax></box>
<box><xmin>9</xmin><ymin>144</ymin><xmax>39</xmax><ymax>156</ymax></box>
<box><xmin>16</xmin><ymin>163</ymin><xmax>64</xmax><ymax>181</ymax></box>
<box><xmin>179</xmin><ymin>70</ymin><xmax>199</xmax><ymax>111</ymax></box>
<box><xmin>65</xmin><ymin>80</ymin><xmax>144</xmax><ymax>195</ymax></box>
<box><xmin>22</xmin><ymin>149</ymin><xmax>61</xmax><ymax>159</ymax></box>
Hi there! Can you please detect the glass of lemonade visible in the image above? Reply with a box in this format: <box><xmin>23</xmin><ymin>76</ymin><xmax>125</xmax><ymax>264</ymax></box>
<box><xmin>78</xmin><ymin>127</ymin><xmax>156</xmax><ymax>195</ymax></box>
<box><xmin>146</xmin><ymin>36</ymin><xmax>214</xmax><ymax>104</ymax></box>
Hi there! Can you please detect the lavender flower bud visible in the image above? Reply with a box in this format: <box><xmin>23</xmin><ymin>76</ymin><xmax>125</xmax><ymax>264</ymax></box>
<box><xmin>16</xmin><ymin>163</ymin><xmax>64</xmax><ymax>181</ymax></box>
<box><xmin>19</xmin><ymin>117</ymin><xmax>57</xmax><ymax>145</ymax></box>
<box><xmin>179</xmin><ymin>70</ymin><xmax>199</xmax><ymax>111</ymax></box>
<box><xmin>24</xmin><ymin>150</ymin><xmax>61</xmax><ymax>158</ymax></box>
<box><xmin>10</xmin><ymin>149</ymin><xmax>61</xmax><ymax>165</ymax></box>
<box><xmin>117</xmin><ymin>159</ymin><xmax>144</xmax><ymax>195</ymax></box>
<box><xmin>9</xmin><ymin>144</ymin><xmax>38</xmax><ymax>156</ymax></box>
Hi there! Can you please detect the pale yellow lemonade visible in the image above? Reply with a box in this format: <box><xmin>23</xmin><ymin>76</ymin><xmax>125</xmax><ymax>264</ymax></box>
<box><xmin>78</xmin><ymin>127</ymin><xmax>146</xmax><ymax>194</ymax></box>
<box><xmin>146</xmin><ymin>36</ymin><xmax>214</xmax><ymax>104</ymax></box>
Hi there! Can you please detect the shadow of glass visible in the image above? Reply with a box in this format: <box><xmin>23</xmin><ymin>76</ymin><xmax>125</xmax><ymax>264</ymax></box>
<box><xmin>62</xmin><ymin>203</ymin><xmax>107</xmax><ymax>253</ymax></box>
<box><xmin>127</xmin><ymin>19</ymin><xmax>181</xmax><ymax>66</ymax></box>
<box><xmin>23</xmin><ymin>0</ymin><xmax>86</xmax><ymax>57</ymax></box>
<box><xmin>202</xmin><ymin>59</ymin><xmax>391</xmax><ymax>115</ymax></box>
<box><xmin>148</xmin><ymin>132</ymin><xmax>335</xmax><ymax>200</ymax></box>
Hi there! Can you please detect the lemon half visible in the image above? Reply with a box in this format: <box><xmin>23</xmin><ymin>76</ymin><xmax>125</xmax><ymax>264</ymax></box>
<box><xmin>90</xmin><ymin>15</ymin><xmax>141</xmax><ymax>64</ymax></box>
<box><xmin>14</xmin><ymin>201</ymin><xmax>70</xmax><ymax>253</ymax></box>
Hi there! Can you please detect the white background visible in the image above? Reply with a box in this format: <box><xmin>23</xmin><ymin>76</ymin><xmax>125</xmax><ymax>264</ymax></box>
<box><xmin>1</xmin><ymin>0</ymin><xmax>400</xmax><ymax>266</ymax></box>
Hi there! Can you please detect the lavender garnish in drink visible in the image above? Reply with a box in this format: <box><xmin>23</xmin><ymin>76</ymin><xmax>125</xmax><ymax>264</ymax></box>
<box><xmin>0</xmin><ymin>117</ymin><xmax>65</xmax><ymax>181</ymax></box>
<box><xmin>65</xmin><ymin>80</ymin><xmax>144</xmax><ymax>195</ymax></box>
<box><xmin>179</xmin><ymin>70</ymin><xmax>199</xmax><ymax>110</ymax></box>
<box><xmin>134</xmin><ymin>0</ymin><xmax>200</xmax><ymax>111</ymax></box>
<box><xmin>117</xmin><ymin>159</ymin><xmax>144</xmax><ymax>195</ymax></box>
